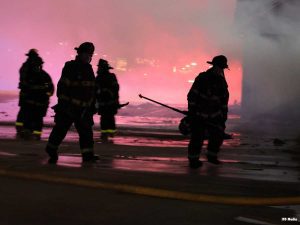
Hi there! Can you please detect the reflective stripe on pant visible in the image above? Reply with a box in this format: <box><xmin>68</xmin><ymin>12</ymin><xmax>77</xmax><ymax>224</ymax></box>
<box><xmin>15</xmin><ymin>122</ymin><xmax>24</xmax><ymax>133</ymax></box>
<box><xmin>21</xmin><ymin>104</ymin><xmax>46</xmax><ymax>134</ymax></box>
<box><xmin>33</xmin><ymin>130</ymin><xmax>42</xmax><ymax>135</ymax></box>
<box><xmin>101</xmin><ymin>129</ymin><xmax>116</xmax><ymax>134</ymax></box>
<box><xmin>15</xmin><ymin>122</ymin><xmax>24</xmax><ymax>127</ymax></box>
<box><xmin>100</xmin><ymin>114</ymin><xmax>116</xmax><ymax>132</ymax></box>
<box><xmin>16</xmin><ymin>107</ymin><xmax>25</xmax><ymax>132</ymax></box>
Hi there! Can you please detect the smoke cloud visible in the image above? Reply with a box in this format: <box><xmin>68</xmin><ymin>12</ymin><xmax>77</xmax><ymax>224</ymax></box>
<box><xmin>235</xmin><ymin>0</ymin><xmax>300</xmax><ymax>128</ymax></box>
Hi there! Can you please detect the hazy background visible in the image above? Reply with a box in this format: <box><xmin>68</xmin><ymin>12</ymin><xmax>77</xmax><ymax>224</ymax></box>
<box><xmin>1</xmin><ymin>0</ymin><xmax>299</xmax><ymax>130</ymax></box>
<box><xmin>0</xmin><ymin>0</ymin><xmax>241</xmax><ymax>105</ymax></box>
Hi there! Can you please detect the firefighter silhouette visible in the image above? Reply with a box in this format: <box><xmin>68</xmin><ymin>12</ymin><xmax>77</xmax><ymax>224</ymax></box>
<box><xmin>45</xmin><ymin>42</ymin><xmax>98</xmax><ymax>164</ymax></box>
<box><xmin>95</xmin><ymin>59</ymin><xmax>120</xmax><ymax>143</ymax></box>
<box><xmin>16</xmin><ymin>49</ymin><xmax>54</xmax><ymax>140</ymax></box>
<box><xmin>16</xmin><ymin>49</ymin><xmax>39</xmax><ymax>136</ymax></box>
<box><xmin>187</xmin><ymin>55</ymin><xmax>229</xmax><ymax>168</ymax></box>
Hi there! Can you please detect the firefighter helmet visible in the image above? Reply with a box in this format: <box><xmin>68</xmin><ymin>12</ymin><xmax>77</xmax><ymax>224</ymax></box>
<box><xmin>74</xmin><ymin>42</ymin><xmax>95</xmax><ymax>54</ymax></box>
<box><xmin>25</xmin><ymin>49</ymin><xmax>39</xmax><ymax>57</ymax></box>
<box><xmin>207</xmin><ymin>55</ymin><xmax>229</xmax><ymax>69</ymax></box>
<box><xmin>98</xmin><ymin>58</ymin><xmax>114</xmax><ymax>70</ymax></box>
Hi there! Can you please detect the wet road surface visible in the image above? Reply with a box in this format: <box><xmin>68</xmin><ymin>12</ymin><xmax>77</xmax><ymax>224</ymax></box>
<box><xmin>0</xmin><ymin>125</ymin><xmax>299</xmax><ymax>224</ymax></box>
<box><xmin>0</xmin><ymin>126</ymin><xmax>299</xmax><ymax>183</ymax></box>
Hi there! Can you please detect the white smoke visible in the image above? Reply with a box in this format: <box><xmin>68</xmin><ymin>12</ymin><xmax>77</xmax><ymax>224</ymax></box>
<box><xmin>235</xmin><ymin>0</ymin><xmax>300</xmax><ymax>129</ymax></box>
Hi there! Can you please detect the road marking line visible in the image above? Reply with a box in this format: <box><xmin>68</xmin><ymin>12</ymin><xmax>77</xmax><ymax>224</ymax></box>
<box><xmin>235</xmin><ymin>216</ymin><xmax>278</xmax><ymax>225</ymax></box>
<box><xmin>0</xmin><ymin>168</ymin><xmax>300</xmax><ymax>206</ymax></box>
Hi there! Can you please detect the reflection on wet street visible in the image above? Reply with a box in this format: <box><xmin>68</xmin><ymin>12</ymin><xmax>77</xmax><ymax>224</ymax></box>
<box><xmin>0</xmin><ymin>125</ymin><xmax>299</xmax><ymax>184</ymax></box>
<box><xmin>0</xmin><ymin>126</ymin><xmax>242</xmax><ymax>147</ymax></box>
<box><xmin>37</xmin><ymin>152</ymin><xmax>300</xmax><ymax>183</ymax></box>
<box><xmin>98</xmin><ymin>136</ymin><xmax>189</xmax><ymax>147</ymax></box>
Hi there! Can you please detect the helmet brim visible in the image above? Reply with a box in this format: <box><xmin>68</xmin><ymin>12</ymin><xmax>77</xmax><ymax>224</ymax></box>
<box><xmin>207</xmin><ymin>61</ymin><xmax>229</xmax><ymax>69</ymax></box>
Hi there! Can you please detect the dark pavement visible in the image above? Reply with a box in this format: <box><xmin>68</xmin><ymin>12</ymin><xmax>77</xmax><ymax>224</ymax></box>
<box><xmin>0</xmin><ymin>125</ymin><xmax>299</xmax><ymax>225</ymax></box>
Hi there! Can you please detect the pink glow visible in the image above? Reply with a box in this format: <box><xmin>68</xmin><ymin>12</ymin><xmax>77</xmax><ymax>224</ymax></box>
<box><xmin>0</xmin><ymin>0</ymin><xmax>241</xmax><ymax>105</ymax></box>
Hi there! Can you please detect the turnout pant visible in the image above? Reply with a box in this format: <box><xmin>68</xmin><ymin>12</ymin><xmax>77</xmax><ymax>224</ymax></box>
<box><xmin>188</xmin><ymin>117</ymin><xmax>224</xmax><ymax>160</ymax></box>
<box><xmin>17</xmin><ymin>104</ymin><xmax>47</xmax><ymax>136</ymax></box>
<box><xmin>16</xmin><ymin>107</ymin><xmax>26</xmax><ymax>133</ymax></box>
<box><xmin>46</xmin><ymin>111</ymin><xmax>94</xmax><ymax>153</ymax></box>
<box><xmin>100</xmin><ymin>113</ymin><xmax>116</xmax><ymax>135</ymax></box>
<box><xmin>24</xmin><ymin>105</ymin><xmax>47</xmax><ymax>136</ymax></box>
